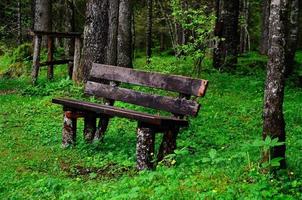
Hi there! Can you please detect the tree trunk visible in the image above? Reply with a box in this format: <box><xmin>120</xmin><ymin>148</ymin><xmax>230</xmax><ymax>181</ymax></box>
<box><xmin>285</xmin><ymin>0</ymin><xmax>300</xmax><ymax>76</ymax></box>
<box><xmin>81</xmin><ymin>0</ymin><xmax>109</xmax><ymax>82</ymax></box>
<box><xmin>213</xmin><ymin>0</ymin><xmax>240</xmax><ymax>70</ymax></box>
<box><xmin>260</xmin><ymin>0</ymin><xmax>270</xmax><ymax>55</ymax></box>
<box><xmin>239</xmin><ymin>0</ymin><xmax>250</xmax><ymax>54</ymax></box>
<box><xmin>17</xmin><ymin>0</ymin><xmax>22</xmax><ymax>45</ymax></box>
<box><xmin>63</xmin><ymin>0</ymin><xmax>76</xmax><ymax>79</ymax></box>
<box><xmin>263</xmin><ymin>0</ymin><xmax>288</xmax><ymax>169</ymax></box>
<box><xmin>34</xmin><ymin>0</ymin><xmax>52</xmax><ymax>45</ymax></box>
<box><xmin>106</xmin><ymin>0</ymin><xmax>119</xmax><ymax>66</ymax></box>
<box><xmin>117</xmin><ymin>0</ymin><xmax>133</xmax><ymax>68</ymax></box>
<box><xmin>146</xmin><ymin>0</ymin><xmax>152</xmax><ymax>64</ymax></box>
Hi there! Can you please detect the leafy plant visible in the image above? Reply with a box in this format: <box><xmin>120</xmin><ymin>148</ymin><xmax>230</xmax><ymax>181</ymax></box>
<box><xmin>252</xmin><ymin>136</ymin><xmax>285</xmax><ymax>168</ymax></box>
<box><xmin>170</xmin><ymin>0</ymin><xmax>216</xmax><ymax>74</ymax></box>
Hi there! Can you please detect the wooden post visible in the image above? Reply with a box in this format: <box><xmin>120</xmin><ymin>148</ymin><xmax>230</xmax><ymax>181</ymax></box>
<box><xmin>31</xmin><ymin>35</ymin><xmax>42</xmax><ymax>85</ymax></box>
<box><xmin>72</xmin><ymin>37</ymin><xmax>81</xmax><ymax>83</ymax></box>
<box><xmin>157</xmin><ymin>127</ymin><xmax>179</xmax><ymax>161</ymax></box>
<box><xmin>84</xmin><ymin>113</ymin><xmax>96</xmax><ymax>143</ymax></box>
<box><xmin>94</xmin><ymin>116</ymin><xmax>109</xmax><ymax>142</ymax></box>
<box><xmin>62</xmin><ymin>111</ymin><xmax>77</xmax><ymax>148</ymax></box>
<box><xmin>136</xmin><ymin>123</ymin><xmax>155</xmax><ymax>170</ymax></box>
<box><xmin>47</xmin><ymin>36</ymin><xmax>54</xmax><ymax>80</ymax></box>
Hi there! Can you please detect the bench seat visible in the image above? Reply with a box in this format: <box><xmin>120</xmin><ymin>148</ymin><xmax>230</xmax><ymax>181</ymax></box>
<box><xmin>52</xmin><ymin>98</ymin><xmax>189</xmax><ymax>127</ymax></box>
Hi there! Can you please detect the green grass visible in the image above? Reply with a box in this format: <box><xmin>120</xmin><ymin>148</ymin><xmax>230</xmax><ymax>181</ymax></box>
<box><xmin>0</xmin><ymin>51</ymin><xmax>301</xmax><ymax>199</ymax></box>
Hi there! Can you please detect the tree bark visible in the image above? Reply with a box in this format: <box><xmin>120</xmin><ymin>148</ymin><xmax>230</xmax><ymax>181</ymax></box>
<box><xmin>81</xmin><ymin>0</ymin><xmax>109</xmax><ymax>82</ymax></box>
<box><xmin>146</xmin><ymin>0</ymin><xmax>152</xmax><ymax>64</ymax></box>
<box><xmin>106</xmin><ymin>0</ymin><xmax>119</xmax><ymax>66</ymax></box>
<box><xmin>260</xmin><ymin>0</ymin><xmax>270</xmax><ymax>55</ymax></box>
<box><xmin>213</xmin><ymin>0</ymin><xmax>240</xmax><ymax>70</ymax></box>
<box><xmin>17</xmin><ymin>0</ymin><xmax>22</xmax><ymax>45</ymax></box>
<box><xmin>285</xmin><ymin>0</ymin><xmax>300</xmax><ymax>76</ymax></box>
<box><xmin>136</xmin><ymin>124</ymin><xmax>155</xmax><ymax>170</ymax></box>
<box><xmin>62</xmin><ymin>111</ymin><xmax>77</xmax><ymax>148</ymax></box>
<box><xmin>63</xmin><ymin>0</ymin><xmax>76</xmax><ymax>79</ymax></box>
<box><xmin>263</xmin><ymin>0</ymin><xmax>288</xmax><ymax>169</ymax></box>
<box><xmin>34</xmin><ymin>0</ymin><xmax>52</xmax><ymax>45</ymax></box>
<box><xmin>117</xmin><ymin>0</ymin><xmax>133</xmax><ymax>68</ymax></box>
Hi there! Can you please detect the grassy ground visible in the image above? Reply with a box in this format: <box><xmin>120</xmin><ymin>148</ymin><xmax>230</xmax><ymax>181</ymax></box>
<box><xmin>0</xmin><ymin>51</ymin><xmax>301</xmax><ymax>199</ymax></box>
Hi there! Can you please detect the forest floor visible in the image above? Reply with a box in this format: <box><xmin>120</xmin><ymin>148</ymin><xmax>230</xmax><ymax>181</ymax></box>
<box><xmin>0</xmin><ymin>51</ymin><xmax>301</xmax><ymax>199</ymax></box>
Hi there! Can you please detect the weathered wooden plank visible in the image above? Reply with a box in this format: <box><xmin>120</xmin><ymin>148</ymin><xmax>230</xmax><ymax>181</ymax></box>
<box><xmin>30</xmin><ymin>30</ymin><xmax>82</xmax><ymax>38</ymax></box>
<box><xmin>40</xmin><ymin>59</ymin><xmax>73</xmax><ymax>67</ymax></box>
<box><xmin>89</xmin><ymin>63</ymin><xmax>209</xmax><ymax>97</ymax></box>
<box><xmin>52</xmin><ymin>98</ymin><xmax>189</xmax><ymax>127</ymax></box>
<box><xmin>85</xmin><ymin>81</ymin><xmax>200</xmax><ymax>117</ymax></box>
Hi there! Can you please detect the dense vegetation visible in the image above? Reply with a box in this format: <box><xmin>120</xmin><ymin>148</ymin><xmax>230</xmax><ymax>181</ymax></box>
<box><xmin>0</xmin><ymin>49</ymin><xmax>301</xmax><ymax>199</ymax></box>
<box><xmin>1</xmin><ymin>0</ymin><xmax>302</xmax><ymax>199</ymax></box>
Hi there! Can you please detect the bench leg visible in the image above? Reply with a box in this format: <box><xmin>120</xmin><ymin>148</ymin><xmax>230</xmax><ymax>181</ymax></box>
<box><xmin>94</xmin><ymin>116</ymin><xmax>109</xmax><ymax>142</ymax></box>
<box><xmin>136</xmin><ymin>124</ymin><xmax>155</xmax><ymax>170</ymax></box>
<box><xmin>62</xmin><ymin>111</ymin><xmax>77</xmax><ymax>148</ymax></box>
<box><xmin>84</xmin><ymin>114</ymin><xmax>96</xmax><ymax>143</ymax></box>
<box><xmin>157</xmin><ymin>127</ymin><xmax>179</xmax><ymax>161</ymax></box>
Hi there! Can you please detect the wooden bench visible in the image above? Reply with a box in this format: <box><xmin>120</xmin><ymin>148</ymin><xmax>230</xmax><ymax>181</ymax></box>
<box><xmin>52</xmin><ymin>63</ymin><xmax>208</xmax><ymax>170</ymax></box>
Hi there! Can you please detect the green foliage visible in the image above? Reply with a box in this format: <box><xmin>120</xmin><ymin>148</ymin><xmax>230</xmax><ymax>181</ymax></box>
<box><xmin>0</xmin><ymin>53</ymin><xmax>301</xmax><ymax>199</ymax></box>
<box><xmin>171</xmin><ymin>0</ymin><xmax>216</xmax><ymax>72</ymax></box>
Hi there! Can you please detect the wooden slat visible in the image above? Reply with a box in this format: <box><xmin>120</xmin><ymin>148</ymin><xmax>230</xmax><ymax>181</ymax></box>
<box><xmin>30</xmin><ymin>30</ymin><xmax>82</xmax><ymax>38</ymax></box>
<box><xmin>85</xmin><ymin>81</ymin><xmax>200</xmax><ymax>117</ymax></box>
<box><xmin>52</xmin><ymin>98</ymin><xmax>189</xmax><ymax>127</ymax></box>
<box><xmin>40</xmin><ymin>59</ymin><xmax>73</xmax><ymax>67</ymax></box>
<box><xmin>89</xmin><ymin>63</ymin><xmax>209</xmax><ymax>97</ymax></box>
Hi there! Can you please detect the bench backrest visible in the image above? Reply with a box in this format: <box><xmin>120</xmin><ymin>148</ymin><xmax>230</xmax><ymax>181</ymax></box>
<box><xmin>85</xmin><ymin>63</ymin><xmax>208</xmax><ymax>117</ymax></box>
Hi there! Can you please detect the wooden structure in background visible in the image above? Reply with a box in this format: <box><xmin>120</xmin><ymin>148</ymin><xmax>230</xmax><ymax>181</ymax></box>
<box><xmin>53</xmin><ymin>63</ymin><xmax>209</xmax><ymax>170</ymax></box>
<box><xmin>30</xmin><ymin>30</ymin><xmax>82</xmax><ymax>85</ymax></box>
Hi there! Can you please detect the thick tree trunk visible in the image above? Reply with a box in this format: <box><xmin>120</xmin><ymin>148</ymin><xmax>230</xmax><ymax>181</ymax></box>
<box><xmin>81</xmin><ymin>0</ymin><xmax>109</xmax><ymax>82</ymax></box>
<box><xmin>34</xmin><ymin>0</ymin><xmax>52</xmax><ymax>45</ymax></box>
<box><xmin>285</xmin><ymin>0</ymin><xmax>300</xmax><ymax>76</ymax></box>
<box><xmin>117</xmin><ymin>0</ymin><xmax>133</xmax><ymax>68</ymax></box>
<box><xmin>63</xmin><ymin>0</ymin><xmax>76</xmax><ymax>79</ymax></box>
<box><xmin>106</xmin><ymin>0</ymin><xmax>119</xmax><ymax>66</ymax></box>
<box><xmin>260</xmin><ymin>0</ymin><xmax>270</xmax><ymax>55</ymax></box>
<box><xmin>263</xmin><ymin>0</ymin><xmax>288</xmax><ymax>169</ymax></box>
<box><xmin>146</xmin><ymin>0</ymin><xmax>152</xmax><ymax>64</ymax></box>
<box><xmin>213</xmin><ymin>0</ymin><xmax>240</xmax><ymax>70</ymax></box>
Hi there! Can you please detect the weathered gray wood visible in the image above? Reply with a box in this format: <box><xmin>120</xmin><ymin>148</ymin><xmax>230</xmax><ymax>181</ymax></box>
<box><xmin>157</xmin><ymin>127</ymin><xmax>179</xmax><ymax>161</ymax></box>
<box><xmin>89</xmin><ymin>63</ymin><xmax>208</xmax><ymax>97</ymax></box>
<box><xmin>72</xmin><ymin>37</ymin><xmax>81</xmax><ymax>83</ymax></box>
<box><xmin>136</xmin><ymin>123</ymin><xmax>155</xmax><ymax>170</ymax></box>
<box><xmin>85</xmin><ymin>81</ymin><xmax>200</xmax><ymax>117</ymax></box>
<box><xmin>52</xmin><ymin>98</ymin><xmax>189</xmax><ymax>127</ymax></box>
<box><xmin>31</xmin><ymin>35</ymin><xmax>42</xmax><ymax>85</ymax></box>
<box><xmin>62</xmin><ymin>111</ymin><xmax>77</xmax><ymax>148</ymax></box>
<box><xmin>47</xmin><ymin>36</ymin><xmax>54</xmax><ymax>80</ymax></box>
<box><xmin>84</xmin><ymin>113</ymin><xmax>96</xmax><ymax>143</ymax></box>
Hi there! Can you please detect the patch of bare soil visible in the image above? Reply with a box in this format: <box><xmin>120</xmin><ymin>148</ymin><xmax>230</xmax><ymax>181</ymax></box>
<box><xmin>0</xmin><ymin>90</ymin><xmax>16</xmax><ymax>95</ymax></box>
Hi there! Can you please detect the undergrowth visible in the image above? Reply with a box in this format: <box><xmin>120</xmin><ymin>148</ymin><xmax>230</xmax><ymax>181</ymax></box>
<box><xmin>0</xmin><ymin>49</ymin><xmax>301</xmax><ymax>199</ymax></box>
